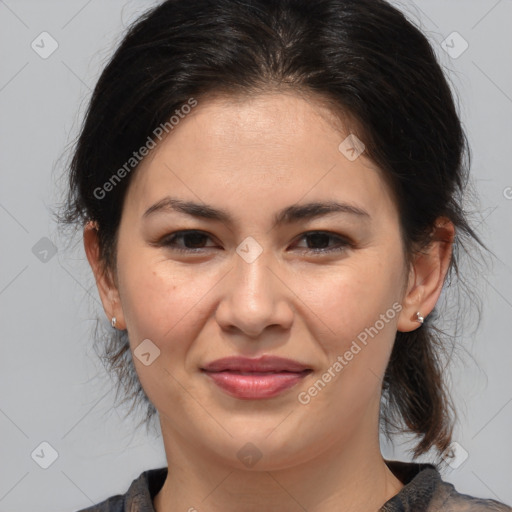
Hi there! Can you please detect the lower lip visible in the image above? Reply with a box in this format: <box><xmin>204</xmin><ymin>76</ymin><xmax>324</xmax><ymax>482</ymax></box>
<box><xmin>202</xmin><ymin>370</ymin><xmax>311</xmax><ymax>399</ymax></box>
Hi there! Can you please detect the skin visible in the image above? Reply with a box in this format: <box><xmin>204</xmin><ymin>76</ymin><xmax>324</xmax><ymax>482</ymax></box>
<box><xmin>84</xmin><ymin>91</ymin><xmax>454</xmax><ymax>512</ymax></box>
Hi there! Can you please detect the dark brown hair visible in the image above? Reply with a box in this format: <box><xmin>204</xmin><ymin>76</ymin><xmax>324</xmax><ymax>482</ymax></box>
<box><xmin>55</xmin><ymin>0</ymin><xmax>490</xmax><ymax>461</ymax></box>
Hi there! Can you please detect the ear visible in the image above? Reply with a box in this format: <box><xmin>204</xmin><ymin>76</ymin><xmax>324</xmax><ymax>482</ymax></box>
<box><xmin>396</xmin><ymin>217</ymin><xmax>455</xmax><ymax>332</ymax></box>
<box><xmin>83</xmin><ymin>220</ymin><xmax>126</xmax><ymax>330</ymax></box>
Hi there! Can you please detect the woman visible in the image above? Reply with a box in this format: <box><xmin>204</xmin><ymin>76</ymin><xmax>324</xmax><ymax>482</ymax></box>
<box><xmin>57</xmin><ymin>0</ymin><xmax>511</xmax><ymax>510</ymax></box>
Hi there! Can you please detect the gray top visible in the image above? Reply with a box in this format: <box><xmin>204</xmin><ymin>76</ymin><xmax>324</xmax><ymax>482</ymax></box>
<box><xmin>76</xmin><ymin>460</ymin><xmax>512</xmax><ymax>511</ymax></box>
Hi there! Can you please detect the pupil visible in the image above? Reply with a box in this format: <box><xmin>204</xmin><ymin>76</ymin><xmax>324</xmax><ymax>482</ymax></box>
<box><xmin>186</xmin><ymin>233</ymin><xmax>206</xmax><ymax>248</ymax></box>
<box><xmin>309</xmin><ymin>233</ymin><xmax>328</xmax><ymax>248</ymax></box>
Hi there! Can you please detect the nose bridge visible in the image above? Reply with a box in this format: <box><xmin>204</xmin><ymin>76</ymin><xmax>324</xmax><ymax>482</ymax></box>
<box><xmin>232</xmin><ymin>236</ymin><xmax>275</xmax><ymax>304</ymax></box>
<box><xmin>215</xmin><ymin>235</ymin><xmax>293</xmax><ymax>336</ymax></box>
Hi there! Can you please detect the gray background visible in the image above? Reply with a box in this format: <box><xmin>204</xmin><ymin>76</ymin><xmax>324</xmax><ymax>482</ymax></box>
<box><xmin>0</xmin><ymin>1</ymin><xmax>511</xmax><ymax>511</ymax></box>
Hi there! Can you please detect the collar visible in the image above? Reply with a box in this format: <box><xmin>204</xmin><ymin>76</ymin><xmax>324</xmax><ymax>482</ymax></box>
<box><xmin>121</xmin><ymin>459</ymin><xmax>441</xmax><ymax>511</ymax></box>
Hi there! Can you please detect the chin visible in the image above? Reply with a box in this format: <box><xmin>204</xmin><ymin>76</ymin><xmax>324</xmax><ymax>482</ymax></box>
<box><xmin>201</xmin><ymin>427</ymin><xmax>318</xmax><ymax>471</ymax></box>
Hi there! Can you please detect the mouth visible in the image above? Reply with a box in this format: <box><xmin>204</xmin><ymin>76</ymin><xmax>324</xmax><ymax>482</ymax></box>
<box><xmin>200</xmin><ymin>355</ymin><xmax>312</xmax><ymax>373</ymax></box>
<box><xmin>200</xmin><ymin>356</ymin><xmax>313</xmax><ymax>399</ymax></box>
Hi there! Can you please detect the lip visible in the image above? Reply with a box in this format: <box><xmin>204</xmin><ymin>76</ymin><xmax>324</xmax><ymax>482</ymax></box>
<box><xmin>200</xmin><ymin>356</ymin><xmax>312</xmax><ymax>400</ymax></box>
<box><xmin>201</xmin><ymin>355</ymin><xmax>311</xmax><ymax>373</ymax></box>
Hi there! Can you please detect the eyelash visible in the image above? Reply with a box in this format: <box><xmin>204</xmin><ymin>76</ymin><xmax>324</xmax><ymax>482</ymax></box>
<box><xmin>156</xmin><ymin>230</ymin><xmax>353</xmax><ymax>256</ymax></box>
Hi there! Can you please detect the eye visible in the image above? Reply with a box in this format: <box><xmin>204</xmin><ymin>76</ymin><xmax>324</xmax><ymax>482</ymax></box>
<box><xmin>156</xmin><ymin>230</ymin><xmax>353</xmax><ymax>255</ymax></box>
<box><xmin>158</xmin><ymin>230</ymin><xmax>217</xmax><ymax>253</ymax></box>
<box><xmin>292</xmin><ymin>231</ymin><xmax>353</xmax><ymax>255</ymax></box>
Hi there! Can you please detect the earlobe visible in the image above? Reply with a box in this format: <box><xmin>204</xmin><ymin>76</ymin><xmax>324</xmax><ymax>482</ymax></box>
<box><xmin>83</xmin><ymin>220</ymin><xmax>126</xmax><ymax>330</ymax></box>
<box><xmin>396</xmin><ymin>217</ymin><xmax>455</xmax><ymax>333</ymax></box>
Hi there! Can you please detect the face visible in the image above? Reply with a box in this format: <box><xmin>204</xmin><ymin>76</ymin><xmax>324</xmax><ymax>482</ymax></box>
<box><xmin>88</xmin><ymin>91</ymin><xmax>420</xmax><ymax>469</ymax></box>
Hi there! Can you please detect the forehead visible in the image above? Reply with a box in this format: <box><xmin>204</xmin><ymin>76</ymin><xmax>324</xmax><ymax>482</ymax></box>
<box><xmin>166</xmin><ymin>91</ymin><xmax>355</xmax><ymax>152</ymax></box>
<box><xmin>122</xmin><ymin>91</ymin><xmax>397</xmax><ymax>225</ymax></box>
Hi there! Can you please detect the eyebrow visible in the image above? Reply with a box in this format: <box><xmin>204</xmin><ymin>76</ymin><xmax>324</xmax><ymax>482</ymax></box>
<box><xmin>142</xmin><ymin>196</ymin><xmax>371</xmax><ymax>225</ymax></box>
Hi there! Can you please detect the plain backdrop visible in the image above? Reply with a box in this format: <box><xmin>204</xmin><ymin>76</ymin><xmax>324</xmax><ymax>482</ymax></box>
<box><xmin>0</xmin><ymin>1</ymin><xmax>511</xmax><ymax>511</ymax></box>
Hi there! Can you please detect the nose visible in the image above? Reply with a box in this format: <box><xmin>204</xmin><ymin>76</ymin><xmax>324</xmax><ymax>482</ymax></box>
<box><xmin>214</xmin><ymin>245</ymin><xmax>294</xmax><ymax>338</ymax></box>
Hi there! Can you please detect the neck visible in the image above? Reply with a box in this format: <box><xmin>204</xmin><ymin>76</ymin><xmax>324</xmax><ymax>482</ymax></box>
<box><xmin>153</xmin><ymin>412</ymin><xmax>404</xmax><ymax>512</ymax></box>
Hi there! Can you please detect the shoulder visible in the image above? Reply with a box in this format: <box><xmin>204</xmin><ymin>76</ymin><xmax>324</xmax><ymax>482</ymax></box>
<box><xmin>432</xmin><ymin>478</ymin><xmax>512</xmax><ymax>512</ymax></box>
<box><xmin>382</xmin><ymin>459</ymin><xmax>511</xmax><ymax>512</ymax></box>
<box><xmin>74</xmin><ymin>467</ymin><xmax>168</xmax><ymax>512</ymax></box>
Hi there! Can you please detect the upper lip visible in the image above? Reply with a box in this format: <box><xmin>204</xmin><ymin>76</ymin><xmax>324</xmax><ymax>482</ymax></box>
<box><xmin>201</xmin><ymin>355</ymin><xmax>312</xmax><ymax>373</ymax></box>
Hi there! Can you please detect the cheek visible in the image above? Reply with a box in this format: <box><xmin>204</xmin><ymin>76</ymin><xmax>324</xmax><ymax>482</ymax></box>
<box><xmin>296</xmin><ymin>264</ymin><xmax>401</xmax><ymax>428</ymax></box>
<box><xmin>117</xmin><ymin>248</ymin><xmax>218</xmax><ymax>356</ymax></box>
<box><xmin>310</xmin><ymin>253</ymin><xmax>403</xmax><ymax>404</ymax></box>
<box><xmin>295</xmin><ymin>252</ymin><xmax>402</xmax><ymax>349</ymax></box>
<box><xmin>116</xmin><ymin>252</ymin><xmax>215</xmax><ymax>406</ymax></box>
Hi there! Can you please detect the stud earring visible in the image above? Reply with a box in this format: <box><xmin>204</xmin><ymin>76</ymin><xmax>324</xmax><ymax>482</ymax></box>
<box><xmin>111</xmin><ymin>316</ymin><xmax>117</xmax><ymax>328</ymax></box>
<box><xmin>416</xmin><ymin>311</ymin><xmax>424</xmax><ymax>324</ymax></box>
